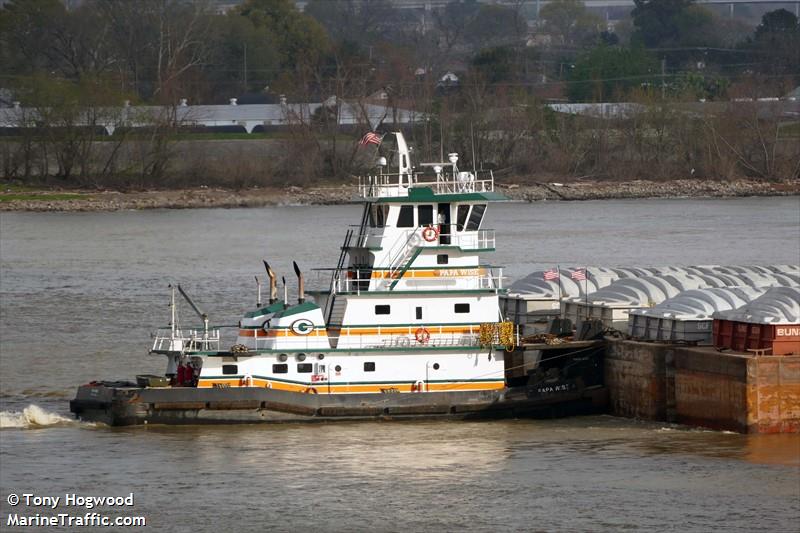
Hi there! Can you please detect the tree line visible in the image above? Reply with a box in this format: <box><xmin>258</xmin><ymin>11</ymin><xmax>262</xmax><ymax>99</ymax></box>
<box><xmin>0</xmin><ymin>0</ymin><xmax>798</xmax><ymax>186</ymax></box>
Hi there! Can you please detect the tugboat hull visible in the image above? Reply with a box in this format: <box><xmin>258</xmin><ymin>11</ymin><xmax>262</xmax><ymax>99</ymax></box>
<box><xmin>70</xmin><ymin>382</ymin><xmax>607</xmax><ymax>426</ymax></box>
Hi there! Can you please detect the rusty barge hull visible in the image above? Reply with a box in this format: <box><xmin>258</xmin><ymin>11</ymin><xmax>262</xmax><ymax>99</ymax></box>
<box><xmin>69</xmin><ymin>383</ymin><xmax>607</xmax><ymax>426</ymax></box>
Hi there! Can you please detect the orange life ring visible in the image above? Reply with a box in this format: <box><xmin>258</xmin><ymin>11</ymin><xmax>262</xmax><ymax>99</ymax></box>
<box><xmin>421</xmin><ymin>225</ymin><xmax>439</xmax><ymax>242</ymax></box>
<box><xmin>414</xmin><ymin>327</ymin><xmax>430</xmax><ymax>344</ymax></box>
<box><xmin>305</xmin><ymin>387</ymin><xmax>318</xmax><ymax>394</ymax></box>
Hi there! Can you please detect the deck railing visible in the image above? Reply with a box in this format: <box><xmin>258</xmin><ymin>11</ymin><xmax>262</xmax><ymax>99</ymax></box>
<box><xmin>333</xmin><ymin>267</ymin><xmax>504</xmax><ymax>294</ymax></box>
<box><xmin>151</xmin><ymin>328</ymin><xmax>221</xmax><ymax>353</ymax></box>
<box><xmin>358</xmin><ymin>170</ymin><xmax>494</xmax><ymax>199</ymax></box>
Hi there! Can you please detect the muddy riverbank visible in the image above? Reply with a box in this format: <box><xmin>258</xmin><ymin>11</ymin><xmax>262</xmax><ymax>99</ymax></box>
<box><xmin>1</xmin><ymin>178</ymin><xmax>797</xmax><ymax>211</ymax></box>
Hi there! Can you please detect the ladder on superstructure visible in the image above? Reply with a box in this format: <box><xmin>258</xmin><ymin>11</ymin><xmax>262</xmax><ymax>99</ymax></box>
<box><xmin>385</xmin><ymin>231</ymin><xmax>422</xmax><ymax>290</ymax></box>
<box><xmin>325</xmin><ymin>228</ymin><xmax>353</xmax><ymax>325</ymax></box>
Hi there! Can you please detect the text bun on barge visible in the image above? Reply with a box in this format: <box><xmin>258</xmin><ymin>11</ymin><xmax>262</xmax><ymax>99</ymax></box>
<box><xmin>70</xmin><ymin>132</ymin><xmax>605</xmax><ymax>425</ymax></box>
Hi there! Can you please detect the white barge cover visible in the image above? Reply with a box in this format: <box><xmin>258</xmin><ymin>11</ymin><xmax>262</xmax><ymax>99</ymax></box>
<box><xmin>712</xmin><ymin>287</ymin><xmax>800</xmax><ymax>325</ymax></box>
<box><xmin>629</xmin><ymin>287</ymin><xmax>767</xmax><ymax>320</ymax></box>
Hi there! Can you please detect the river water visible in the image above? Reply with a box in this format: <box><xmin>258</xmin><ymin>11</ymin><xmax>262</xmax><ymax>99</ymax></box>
<box><xmin>1</xmin><ymin>197</ymin><xmax>799</xmax><ymax>531</ymax></box>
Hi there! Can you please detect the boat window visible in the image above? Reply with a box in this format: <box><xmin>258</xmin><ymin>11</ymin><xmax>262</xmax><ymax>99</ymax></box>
<box><xmin>418</xmin><ymin>205</ymin><xmax>434</xmax><ymax>226</ymax></box>
<box><xmin>316</xmin><ymin>364</ymin><xmax>326</xmax><ymax>374</ymax></box>
<box><xmin>364</xmin><ymin>362</ymin><xmax>376</xmax><ymax>372</ymax></box>
<box><xmin>222</xmin><ymin>364</ymin><xmax>238</xmax><ymax>375</ymax></box>
<box><xmin>297</xmin><ymin>363</ymin><xmax>313</xmax><ymax>373</ymax></box>
<box><xmin>375</xmin><ymin>305</ymin><xmax>391</xmax><ymax>315</ymax></box>
<box><xmin>397</xmin><ymin>205</ymin><xmax>414</xmax><ymax>227</ymax></box>
<box><xmin>437</xmin><ymin>254</ymin><xmax>449</xmax><ymax>265</ymax></box>
<box><xmin>466</xmin><ymin>204</ymin><xmax>486</xmax><ymax>231</ymax></box>
<box><xmin>415</xmin><ymin>307</ymin><xmax>422</xmax><ymax>319</ymax></box>
<box><xmin>335</xmin><ymin>365</ymin><xmax>342</xmax><ymax>372</ymax></box>
<box><xmin>455</xmin><ymin>303</ymin><xmax>470</xmax><ymax>313</ymax></box>
<box><xmin>272</xmin><ymin>364</ymin><xmax>288</xmax><ymax>374</ymax></box>
<box><xmin>370</xmin><ymin>204</ymin><xmax>388</xmax><ymax>228</ymax></box>
<box><xmin>433</xmin><ymin>363</ymin><xmax>440</xmax><ymax>370</ymax></box>
<box><xmin>456</xmin><ymin>205</ymin><xmax>470</xmax><ymax>231</ymax></box>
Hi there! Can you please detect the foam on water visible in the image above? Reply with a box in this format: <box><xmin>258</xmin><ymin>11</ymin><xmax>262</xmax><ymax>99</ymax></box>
<box><xmin>0</xmin><ymin>404</ymin><xmax>74</xmax><ymax>429</ymax></box>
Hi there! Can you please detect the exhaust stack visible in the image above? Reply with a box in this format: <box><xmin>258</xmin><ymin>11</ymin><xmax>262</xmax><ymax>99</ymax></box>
<box><xmin>263</xmin><ymin>261</ymin><xmax>278</xmax><ymax>303</ymax></box>
<box><xmin>293</xmin><ymin>261</ymin><xmax>305</xmax><ymax>304</ymax></box>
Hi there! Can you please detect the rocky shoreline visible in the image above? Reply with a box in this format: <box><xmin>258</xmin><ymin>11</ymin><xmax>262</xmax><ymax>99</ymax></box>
<box><xmin>1</xmin><ymin>178</ymin><xmax>797</xmax><ymax>212</ymax></box>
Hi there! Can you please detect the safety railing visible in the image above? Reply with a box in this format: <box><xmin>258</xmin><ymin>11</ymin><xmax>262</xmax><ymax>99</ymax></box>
<box><xmin>334</xmin><ymin>267</ymin><xmax>504</xmax><ymax>294</ymax></box>
<box><xmin>358</xmin><ymin>170</ymin><xmax>494</xmax><ymax>199</ymax></box>
<box><xmin>151</xmin><ymin>328</ymin><xmax>221</xmax><ymax>353</ymax></box>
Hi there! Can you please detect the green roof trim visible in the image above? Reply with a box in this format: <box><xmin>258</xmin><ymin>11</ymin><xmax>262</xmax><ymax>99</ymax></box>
<box><xmin>273</xmin><ymin>301</ymin><xmax>320</xmax><ymax>319</ymax></box>
<box><xmin>376</xmin><ymin>187</ymin><xmax>507</xmax><ymax>203</ymax></box>
<box><xmin>243</xmin><ymin>300</ymin><xmax>286</xmax><ymax>318</ymax></box>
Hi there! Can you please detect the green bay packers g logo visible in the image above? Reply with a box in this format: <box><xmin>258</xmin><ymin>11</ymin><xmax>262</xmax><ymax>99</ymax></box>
<box><xmin>290</xmin><ymin>318</ymin><xmax>314</xmax><ymax>336</ymax></box>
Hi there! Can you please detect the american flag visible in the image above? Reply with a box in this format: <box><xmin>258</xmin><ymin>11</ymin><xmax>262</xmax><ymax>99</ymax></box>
<box><xmin>571</xmin><ymin>268</ymin><xmax>587</xmax><ymax>281</ymax></box>
<box><xmin>543</xmin><ymin>269</ymin><xmax>560</xmax><ymax>281</ymax></box>
<box><xmin>359</xmin><ymin>131</ymin><xmax>382</xmax><ymax>146</ymax></box>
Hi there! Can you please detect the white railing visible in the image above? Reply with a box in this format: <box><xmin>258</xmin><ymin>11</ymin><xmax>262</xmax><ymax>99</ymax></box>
<box><xmin>335</xmin><ymin>267</ymin><xmax>504</xmax><ymax>294</ymax></box>
<box><xmin>358</xmin><ymin>170</ymin><xmax>494</xmax><ymax>199</ymax></box>
<box><xmin>151</xmin><ymin>328</ymin><xmax>221</xmax><ymax>353</ymax></box>
<box><xmin>450</xmin><ymin>229</ymin><xmax>495</xmax><ymax>250</ymax></box>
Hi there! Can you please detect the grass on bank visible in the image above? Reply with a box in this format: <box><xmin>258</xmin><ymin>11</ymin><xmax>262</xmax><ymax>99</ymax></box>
<box><xmin>0</xmin><ymin>193</ymin><xmax>87</xmax><ymax>203</ymax></box>
<box><xmin>0</xmin><ymin>184</ymin><xmax>88</xmax><ymax>202</ymax></box>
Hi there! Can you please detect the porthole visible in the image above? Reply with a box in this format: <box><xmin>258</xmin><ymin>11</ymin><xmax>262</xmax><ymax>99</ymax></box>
<box><xmin>317</xmin><ymin>354</ymin><xmax>325</xmax><ymax>360</ymax></box>
<box><xmin>433</xmin><ymin>363</ymin><xmax>440</xmax><ymax>370</ymax></box>
<box><xmin>297</xmin><ymin>353</ymin><xmax>306</xmax><ymax>362</ymax></box>
<box><xmin>278</xmin><ymin>353</ymin><xmax>288</xmax><ymax>362</ymax></box>
<box><xmin>335</xmin><ymin>365</ymin><xmax>342</xmax><ymax>372</ymax></box>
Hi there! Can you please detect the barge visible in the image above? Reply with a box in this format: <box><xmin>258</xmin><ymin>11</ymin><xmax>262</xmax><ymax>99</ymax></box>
<box><xmin>70</xmin><ymin>131</ymin><xmax>606</xmax><ymax>425</ymax></box>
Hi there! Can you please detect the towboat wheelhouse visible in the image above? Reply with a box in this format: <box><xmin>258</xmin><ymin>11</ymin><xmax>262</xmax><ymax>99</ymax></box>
<box><xmin>152</xmin><ymin>132</ymin><xmax>514</xmax><ymax>395</ymax></box>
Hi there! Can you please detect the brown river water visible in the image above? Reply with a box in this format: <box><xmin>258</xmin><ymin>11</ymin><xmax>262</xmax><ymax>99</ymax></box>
<box><xmin>1</xmin><ymin>198</ymin><xmax>799</xmax><ymax>531</ymax></box>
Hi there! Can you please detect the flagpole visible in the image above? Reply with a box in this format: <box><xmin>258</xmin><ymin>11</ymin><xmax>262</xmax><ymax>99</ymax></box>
<box><xmin>584</xmin><ymin>265</ymin><xmax>589</xmax><ymax>324</ymax></box>
<box><xmin>557</xmin><ymin>265</ymin><xmax>562</xmax><ymax>320</ymax></box>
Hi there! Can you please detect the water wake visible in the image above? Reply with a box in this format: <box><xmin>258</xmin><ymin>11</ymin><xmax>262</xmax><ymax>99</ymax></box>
<box><xmin>0</xmin><ymin>404</ymin><xmax>75</xmax><ymax>429</ymax></box>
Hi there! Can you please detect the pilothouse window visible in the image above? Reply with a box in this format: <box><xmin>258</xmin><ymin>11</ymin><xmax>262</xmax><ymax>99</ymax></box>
<box><xmin>466</xmin><ymin>204</ymin><xmax>486</xmax><ymax>231</ymax></box>
<box><xmin>369</xmin><ymin>204</ymin><xmax>388</xmax><ymax>228</ymax></box>
<box><xmin>418</xmin><ymin>205</ymin><xmax>434</xmax><ymax>226</ymax></box>
<box><xmin>456</xmin><ymin>205</ymin><xmax>470</xmax><ymax>231</ymax></box>
<box><xmin>397</xmin><ymin>205</ymin><xmax>414</xmax><ymax>228</ymax></box>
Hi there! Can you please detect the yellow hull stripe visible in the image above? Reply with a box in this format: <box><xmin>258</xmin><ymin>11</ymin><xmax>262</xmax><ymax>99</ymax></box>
<box><xmin>367</xmin><ymin>268</ymin><xmax>487</xmax><ymax>280</ymax></box>
<box><xmin>197</xmin><ymin>378</ymin><xmax>504</xmax><ymax>394</ymax></box>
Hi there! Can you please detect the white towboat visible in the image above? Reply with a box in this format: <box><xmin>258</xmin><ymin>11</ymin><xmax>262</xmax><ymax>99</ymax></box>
<box><xmin>70</xmin><ymin>132</ymin><xmax>606</xmax><ymax>425</ymax></box>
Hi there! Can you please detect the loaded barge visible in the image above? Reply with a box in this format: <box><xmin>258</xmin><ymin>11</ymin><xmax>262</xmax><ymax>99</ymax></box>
<box><xmin>70</xmin><ymin>132</ymin><xmax>606</xmax><ymax>426</ymax></box>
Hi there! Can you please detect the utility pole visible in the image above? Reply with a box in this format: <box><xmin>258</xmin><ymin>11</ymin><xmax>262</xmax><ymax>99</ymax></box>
<box><xmin>243</xmin><ymin>42</ymin><xmax>248</xmax><ymax>92</ymax></box>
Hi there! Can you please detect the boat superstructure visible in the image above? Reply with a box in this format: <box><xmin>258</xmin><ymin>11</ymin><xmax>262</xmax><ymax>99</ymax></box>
<box><xmin>192</xmin><ymin>132</ymin><xmax>512</xmax><ymax>394</ymax></box>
